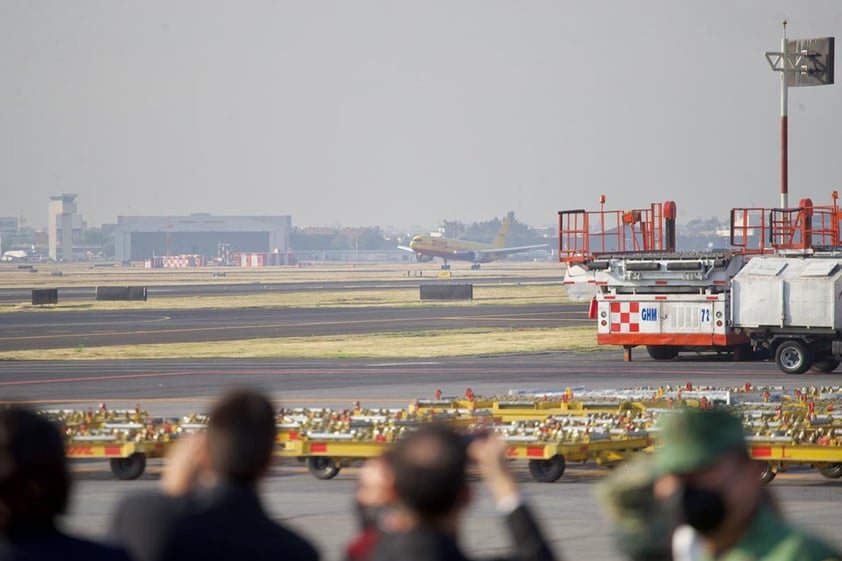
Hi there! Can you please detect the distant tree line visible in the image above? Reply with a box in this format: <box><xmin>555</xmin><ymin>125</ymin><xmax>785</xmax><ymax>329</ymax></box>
<box><xmin>291</xmin><ymin>227</ymin><xmax>395</xmax><ymax>251</ymax></box>
<box><xmin>440</xmin><ymin>215</ymin><xmax>548</xmax><ymax>247</ymax></box>
<box><xmin>292</xmin><ymin>214</ymin><xmax>549</xmax><ymax>251</ymax></box>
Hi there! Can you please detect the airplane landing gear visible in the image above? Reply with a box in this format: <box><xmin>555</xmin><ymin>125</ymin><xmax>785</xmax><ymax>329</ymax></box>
<box><xmin>440</xmin><ymin>263</ymin><xmax>451</xmax><ymax>270</ymax></box>
<box><xmin>471</xmin><ymin>263</ymin><xmax>481</xmax><ymax>270</ymax></box>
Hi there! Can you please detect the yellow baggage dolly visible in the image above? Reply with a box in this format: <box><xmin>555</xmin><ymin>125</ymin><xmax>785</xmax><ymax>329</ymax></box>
<box><xmin>66</xmin><ymin>436</ymin><xmax>171</xmax><ymax>480</ymax></box>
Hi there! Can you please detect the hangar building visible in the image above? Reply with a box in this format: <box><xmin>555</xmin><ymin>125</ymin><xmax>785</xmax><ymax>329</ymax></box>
<box><xmin>113</xmin><ymin>214</ymin><xmax>291</xmax><ymax>263</ymax></box>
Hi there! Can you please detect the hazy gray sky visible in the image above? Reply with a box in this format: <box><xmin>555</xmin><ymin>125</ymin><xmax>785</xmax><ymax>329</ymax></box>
<box><xmin>2</xmin><ymin>1</ymin><xmax>841</xmax><ymax>231</ymax></box>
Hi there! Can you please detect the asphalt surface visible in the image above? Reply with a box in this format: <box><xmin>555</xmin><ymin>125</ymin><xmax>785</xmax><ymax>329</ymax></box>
<box><xmin>0</xmin><ymin>303</ymin><xmax>588</xmax><ymax>351</ymax></box>
<box><xmin>3</xmin><ymin>353</ymin><xmax>842</xmax><ymax>561</ymax></box>
<box><xmin>4</xmin><ymin>352</ymin><xmax>842</xmax><ymax>405</ymax></box>
<box><xmin>0</xmin><ymin>275</ymin><xmax>557</xmax><ymax>302</ymax></box>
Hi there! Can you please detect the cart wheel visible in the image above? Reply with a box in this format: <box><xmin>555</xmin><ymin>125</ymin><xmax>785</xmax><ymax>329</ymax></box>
<box><xmin>758</xmin><ymin>462</ymin><xmax>776</xmax><ymax>485</ymax></box>
<box><xmin>811</xmin><ymin>358</ymin><xmax>840</xmax><ymax>373</ymax></box>
<box><xmin>528</xmin><ymin>455</ymin><xmax>566</xmax><ymax>483</ymax></box>
<box><xmin>775</xmin><ymin>341</ymin><xmax>813</xmax><ymax>375</ymax></box>
<box><xmin>110</xmin><ymin>453</ymin><xmax>147</xmax><ymax>480</ymax></box>
<box><xmin>818</xmin><ymin>463</ymin><xmax>842</xmax><ymax>479</ymax></box>
<box><xmin>645</xmin><ymin>346</ymin><xmax>679</xmax><ymax>361</ymax></box>
<box><xmin>307</xmin><ymin>457</ymin><xmax>341</xmax><ymax>480</ymax></box>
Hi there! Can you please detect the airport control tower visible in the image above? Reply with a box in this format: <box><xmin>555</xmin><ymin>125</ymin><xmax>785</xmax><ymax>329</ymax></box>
<box><xmin>48</xmin><ymin>193</ymin><xmax>78</xmax><ymax>262</ymax></box>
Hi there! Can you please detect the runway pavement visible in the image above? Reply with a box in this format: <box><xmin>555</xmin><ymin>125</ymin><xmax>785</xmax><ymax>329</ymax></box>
<box><xmin>4</xmin><ymin>352</ymin><xmax>842</xmax><ymax>406</ymax></box>
<box><xmin>0</xmin><ymin>275</ymin><xmax>557</xmax><ymax>302</ymax></box>
<box><xmin>4</xmin><ymin>353</ymin><xmax>841</xmax><ymax>561</ymax></box>
<box><xmin>0</xmin><ymin>303</ymin><xmax>589</xmax><ymax>351</ymax></box>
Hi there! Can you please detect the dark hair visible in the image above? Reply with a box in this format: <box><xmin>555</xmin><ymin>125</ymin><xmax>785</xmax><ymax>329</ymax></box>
<box><xmin>0</xmin><ymin>407</ymin><xmax>70</xmax><ymax>535</ymax></box>
<box><xmin>387</xmin><ymin>424</ymin><xmax>468</xmax><ymax>520</ymax></box>
<box><xmin>206</xmin><ymin>389</ymin><xmax>277</xmax><ymax>484</ymax></box>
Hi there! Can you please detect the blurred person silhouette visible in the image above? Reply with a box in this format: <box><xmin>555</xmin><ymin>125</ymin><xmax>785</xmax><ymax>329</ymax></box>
<box><xmin>0</xmin><ymin>406</ymin><xmax>130</xmax><ymax>561</ymax></box>
<box><xmin>596</xmin><ymin>453</ymin><xmax>680</xmax><ymax>561</ymax></box>
<box><xmin>654</xmin><ymin>408</ymin><xmax>841</xmax><ymax>561</ymax></box>
<box><xmin>371</xmin><ymin>424</ymin><xmax>557</xmax><ymax>561</ymax></box>
<box><xmin>345</xmin><ymin>454</ymin><xmax>408</xmax><ymax>561</ymax></box>
<box><xmin>111</xmin><ymin>389</ymin><xmax>319</xmax><ymax>561</ymax></box>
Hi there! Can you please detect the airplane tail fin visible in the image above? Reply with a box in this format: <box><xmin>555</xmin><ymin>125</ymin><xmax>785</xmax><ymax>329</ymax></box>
<box><xmin>492</xmin><ymin>212</ymin><xmax>514</xmax><ymax>248</ymax></box>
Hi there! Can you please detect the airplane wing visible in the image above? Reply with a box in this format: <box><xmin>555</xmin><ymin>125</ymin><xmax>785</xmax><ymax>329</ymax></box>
<box><xmin>489</xmin><ymin>243</ymin><xmax>550</xmax><ymax>255</ymax></box>
<box><xmin>448</xmin><ymin>244</ymin><xmax>549</xmax><ymax>263</ymax></box>
<box><xmin>1</xmin><ymin>250</ymin><xmax>28</xmax><ymax>261</ymax></box>
<box><xmin>474</xmin><ymin>244</ymin><xmax>549</xmax><ymax>259</ymax></box>
<box><xmin>397</xmin><ymin>245</ymin><xmax>416</xmax><ymax>253</ymax></box>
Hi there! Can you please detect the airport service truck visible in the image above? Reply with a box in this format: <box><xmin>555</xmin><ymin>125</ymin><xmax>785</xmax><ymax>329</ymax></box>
<box><xmin>560</xmin><ymin>197</ymin><xmax>842</xmax><ymax>372</ymax></box>
<box><xmin>559</xmin><ymin>200</ymin><xmax>756</xmax><ymax>361</ymax></box>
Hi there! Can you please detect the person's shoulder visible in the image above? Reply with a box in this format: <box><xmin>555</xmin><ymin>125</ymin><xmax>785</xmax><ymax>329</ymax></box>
<box><xmin>3</xmin><ymin>531</ymin><xmax>132</xmax><ymax>561</ymax></box>
<box><xmin>372</xmin><ymin>528</ymin><xmax>468</xmax><ymax>561</ymax></box>
<box><xmin>267</xmin><ymin>522</ymin><xmax>319</xmax><ymax>560</ymax></box>
<box><xmin>116</xmin><ymin>489</ymin><xmax>186</xmax><ymax>512</ymax></box>
<box><xmin>111</xmin><ymin>490</ymin><xmax>191</xmax><ymax>537</ymax></box>
<box><xmin>60</xmin><ymin>534</ymin><xmax>133</xmax><ymax>561</ymax></box>
<box><xmin>768</xmin><ymin>528</ymin><xmax>842</xmax><ymax>561</ymax></box>
<box><xmin>792</xmin><ymin>531</ymin><xmax>842</xmax><ymax>561</ymax></box>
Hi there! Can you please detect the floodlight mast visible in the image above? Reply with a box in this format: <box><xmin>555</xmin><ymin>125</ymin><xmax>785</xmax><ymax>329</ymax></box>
<box><xmin>765</xmin><ymin>24</ymin><xmax>835</xmax><ymax>210</ymax></box>
<box><xmin>762</xmin><ymin>22</ymin><xmax>792</xmax><ymax>208</ymax></box>
<box><xmin>765</xmin><ymin>20</ymin><xmax>792</xmax><ymax>210</ymax></box>
<box><xmin>780</xmin><ymin>22</ymin><xmax>789</xmax><ymax>210</ymax></box>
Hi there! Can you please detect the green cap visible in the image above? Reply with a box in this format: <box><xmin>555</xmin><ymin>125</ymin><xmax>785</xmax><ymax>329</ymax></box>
<box><xmin>596</xmin><ymin>454</ymin><xmax>659</xmax><ymax>522</ymax></box>
<box><xmin>655</xmin><ymin>408</ymin><xmax>747</xmax><ymax>475</ymax></box>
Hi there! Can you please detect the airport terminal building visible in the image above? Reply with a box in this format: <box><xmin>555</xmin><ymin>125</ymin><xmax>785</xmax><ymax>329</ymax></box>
<box><xmin>112</xmin><ymin>214</ymin><xmax>291</xmax><ymax>263</ymax></box>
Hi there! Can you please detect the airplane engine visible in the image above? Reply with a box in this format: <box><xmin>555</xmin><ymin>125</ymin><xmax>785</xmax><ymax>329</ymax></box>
<box><xmin>465</xmin><ymin>251</ymin><xmax>480</xmax><ymax>263</ymax></box>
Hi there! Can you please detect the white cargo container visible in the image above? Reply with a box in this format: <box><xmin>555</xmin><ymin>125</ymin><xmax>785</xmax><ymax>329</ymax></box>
<box><xmin>733</xmin><ymin>257</ymin><xmax>842</xmax><ymax>329</ymax></box>
<box><xmin>731</xmin><ymin>255</ymin><xmax>842</xmax><ymax>374</ymax></box>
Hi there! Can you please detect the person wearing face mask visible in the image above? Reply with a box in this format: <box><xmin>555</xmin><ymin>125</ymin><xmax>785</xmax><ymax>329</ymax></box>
<box><xmin>654</xmin><ymin>408</ymin><xmax>841</xmax><ymax>561</ymax></box>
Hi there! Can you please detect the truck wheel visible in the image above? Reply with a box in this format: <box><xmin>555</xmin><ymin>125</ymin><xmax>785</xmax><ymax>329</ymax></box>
<box><xmin>307</xmin><ymin>457</ymin><xmax>340</xmax><ymax>480</ymax></box>
<box><xmin>110</xmin><ymin>453</ymin><xmax>146</xmax><ymax>480</ymax></box>
<box><xmin>758</xmin><ymin>462</ymin><xmax>776</xmax><ymax>485</ymax></box>
<box><xmin>811</xmin><ymin>357</ymin><xmax>840</xmax><ymax>373</ymax></box>
<box><xmin>818</xmin><ymin>464</ymin><xmax>842</xmax><ymax>479</ymax></box>
<box><xmin>774</xmin><ymin>341</ymin><xmax>813</xmax><ymax>375</ymax></box>
<box><xmin>528</xmin><ymin>455</ymin><xmax>566</xmax><ymax>482</ymax></box>
<box><xmin>646</xmin><ymin>346</ymin><xmax>679</xmax><ymax>361</ymax></box>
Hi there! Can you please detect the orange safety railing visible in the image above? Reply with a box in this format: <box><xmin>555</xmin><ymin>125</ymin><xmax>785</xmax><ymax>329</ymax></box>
<box><xmin>729</xmin><ymin>207</ymin><xmax>773</xmax><ymax>255</ymax></box>
<box><xmin>558</xmin><ymin>201</ymin><xmax>673</xmax><ymax>264</ymax></box>
<box><xmin>731</xmin><ymin>196</ymin><xmax>842</xmax><ymax>254</ymax></box>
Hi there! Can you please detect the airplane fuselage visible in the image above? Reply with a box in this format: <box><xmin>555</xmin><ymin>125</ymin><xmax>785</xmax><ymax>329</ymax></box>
<box><xmin>408</xmin><ymin>236</ymin><xmax>502</xmax><ymax>263</ymax></box>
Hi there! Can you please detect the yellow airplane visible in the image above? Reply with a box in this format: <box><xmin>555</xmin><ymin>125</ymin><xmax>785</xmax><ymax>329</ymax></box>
<box><xmin>398</xmin><ymin>212</ymin><xmax>548</xmax><ymax>270</ymax></box>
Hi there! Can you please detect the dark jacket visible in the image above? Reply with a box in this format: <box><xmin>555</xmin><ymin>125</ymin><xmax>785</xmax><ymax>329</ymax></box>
<box><xmin>112</xmin><ymin>483</ymin><xmax>319</xmax><ymax>561</ymax></box>
<box><xmin>0</xmin><ymin>526</ymin><xmax>131</xmax><ymax>561</ymax></box>
<box><xmin>110</xmin><ymin>491</ymin><xmax>190</xmax><ymax>561</ymax></box>
<box><xmin>371</xmin><ymin>504</ymin><xmax>556</xmax><ymax>561</ymax></box>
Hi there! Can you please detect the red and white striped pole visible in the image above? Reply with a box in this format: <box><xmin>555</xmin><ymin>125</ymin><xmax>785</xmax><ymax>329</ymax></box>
<box><xmin>780</xmin><ymin>21</ymin><xmax>789</xmax><ymax>209</ymax></box>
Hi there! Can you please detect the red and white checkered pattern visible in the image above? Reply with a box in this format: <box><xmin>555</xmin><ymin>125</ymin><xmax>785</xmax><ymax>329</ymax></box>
<box><xmin>610</xmin><ymin>301</ymin><xmax>640</xmax><ymax>333</ymax></box>
<box><xmin>160</xmin><ymin>255</ymin><xmax>205</xmax><ymax>268</ymax></box>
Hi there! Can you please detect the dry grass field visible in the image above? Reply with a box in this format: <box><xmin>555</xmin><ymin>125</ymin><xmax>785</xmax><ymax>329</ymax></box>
<box><xmin>0</xmin><ymin>326</ymin><xmax>598</xmax><ymax>360</ymax></box>
<box><xmin>0</xmin><ymin>261</ymin><xmax>599</xmax><ymax>359</ymax></box>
